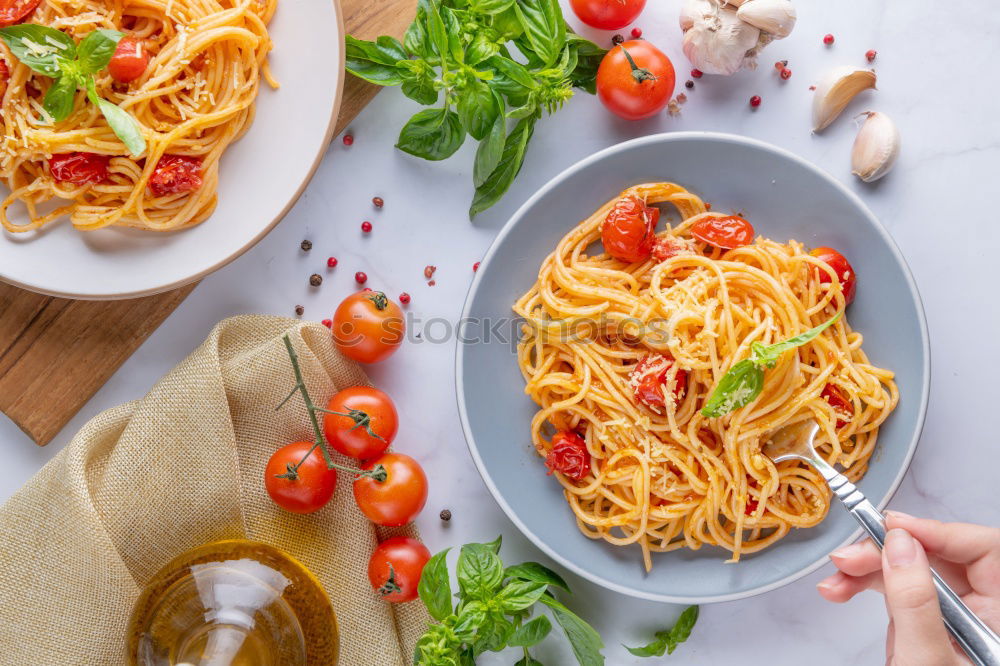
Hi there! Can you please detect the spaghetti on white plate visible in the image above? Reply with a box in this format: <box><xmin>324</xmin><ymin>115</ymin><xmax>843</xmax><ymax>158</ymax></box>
<box><xmin>0</xmin><ymin>0</ymin><xmax>276</xmax><ymax>233</ymax></box>
<box><xmin>514</xmin><ymin>182</ymin><xmax>898</xmax><ymax>570</ymax></box>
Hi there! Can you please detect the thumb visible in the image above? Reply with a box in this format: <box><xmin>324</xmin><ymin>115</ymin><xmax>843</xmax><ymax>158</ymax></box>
<box><xmin>882</xmin><ymin>528</ymin><xmax>954</xmax><ymax>664</ymax></box>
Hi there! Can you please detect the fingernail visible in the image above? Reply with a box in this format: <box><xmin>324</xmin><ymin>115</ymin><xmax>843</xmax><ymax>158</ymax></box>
<box><xmin>885</xmin><ymin>528</ymin><xmax>917</xmax><ymax>567</ymax></box>
<box><xmin>816</xmin><ymin>579</ymin><xmax>836</xmax><ymax>592</ymax></box>
<box><xmin>885</xmin><ymin>510</ymin><xmax>914</xmax><ymax>521</ymax></box>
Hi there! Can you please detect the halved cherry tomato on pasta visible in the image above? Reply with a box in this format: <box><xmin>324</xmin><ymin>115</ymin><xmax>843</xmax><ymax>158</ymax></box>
<box><xmin>322</xmin><ymin>386</ymin><xmax>397</xmax><ymax>460</ymax></box>
<box><xmin>630</xmin><ymin>354</ymin><xmax>687</xmax><ymax>410</ymax></box>
<box><xmin>690</xmin><ymin>215</ymin><xmax>754</xmax><ymax>249</ymax></box>
<box><xmin>570</xmin><ymin>0</ymin><xmax>645</xmax><ymax>30</ymax></box>
<box><xmin>0</xmin><ymin>59</ymin><xmax>9</xmax><ymax>101</ymax></box>
<box><xmin>49</xmin><ymin>152</ymin><xmax>111</xmax><ymax>185</ymax></box>
<box><xmin>353</xmin><ymin>453</ymin><xmax>428</xmax><ymax>527</ymax></box>
<box><xmin>821</xmin><ymin>383</ymin><xmax>852</xmax><ymax>429</ymax></box>
<box><xmin>108</xmin><ymin>37</ymin><xmax>149</xmax><ymax>83</ymax></box>
<box><xmin>264</xmin><ymin>440</ymin><xmax>337</xmax><ymax>514</ymax></box>
<box><xmin>810</xmin><ymin>246</ymin><xmax>857</xmax><ymax>305</ymax></box>
<box><xmin>148</xmin><ymin>154</ymin><xmax>203</xmax><ymax>197</ymax></box>
<box><xmin>651</xmin><ymin>235</ymin><xmax>689</xmax><ymax>261</ymax></box>
<box><xmin>602</xmin><ymin>194</ymin><xmax>658</xmax><ymax>263</ymax></box>
<box><xmin>332</xmin><ymin>290</ymin><xmax>405</xmax><ymax>363</ymax></box>
<box><xmin>367</xmin><ymin>536</ymin><xmax>430</xmax><ymax>603</ymax></box>
<box><xmin>545</xmin><ymin>430</ymin><xmax>590</xmax><ymax>481</ymax></box>
<box><xmin>596</xmin><ymin>40</ymin><xmax>675</xmax><ymax>120</ymax></box>
<box><xmin>0</xmin><ymin>0</ymin><xmax>41</xmax><ymax>27</ymax></box>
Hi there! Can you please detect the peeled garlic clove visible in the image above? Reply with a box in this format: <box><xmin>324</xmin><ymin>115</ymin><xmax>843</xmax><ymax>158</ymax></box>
<box><xmin>851</xmin><ymin>112</ymin><xmax>900</xmax><ymax>182</ymax></box>
<box><xmin>812</xmin><ymin>66</ymin><xmax>877</xmax><ymax>132</ymax></box>
<box><xmin>736</xmin><ymin>0</ymin><xmax>797</xmax><ymax>39</ymax></box>
<box><xmin>680</xmin><ymin>0</ymin><xmax>761</xmax><ymax>75</ymax></box>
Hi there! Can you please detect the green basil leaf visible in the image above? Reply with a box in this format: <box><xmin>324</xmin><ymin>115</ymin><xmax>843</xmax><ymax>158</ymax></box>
<box><xmin>77</xmin><ymin>29</ymin><xmax>123</xmax><ymax>74</ymax></box>
<box><xmin>417</xmin><ymin>548</ymin><xmax>453</xmax><ymax>621</ymax></box>
<box><xmin>469</xmin><ymin>114</ymin><xmax>534</xmax><ymax>217</ymax></box>
<box><xmin>424</xmin><ymin>0</ymin><xmax>450</xmax><ymax>62</ymax></box>
<box><xmin>496</xmin><ymin>579</ymin><xmax>548</xmax><ymax>612</ymax></box>
<box><xmin>471</xmin><ymin>0</ymin><xmax>514</xmax><ymax>13</ymax></box>
<box><xmin>0</xmin><ymin>25</ymin><xmax>76</xmax><ymax>77</ymax></box>
<box><xmin>441</xmin><ymin>7</ymin><xmax>465</xmax><ymax>63</ymax></box>
<box><xmin>453</xmin><ymin>600</ymin><xmax>487</xmax><ymax>641</ymax></box>
<box><xmin>750</xmin><ymin>313</ymin><xmax>842</xmax><ymax>368</ymax></box>
<box><xmin>492</xmin><ymin>5</ymin><xmax>524</xmax><ymax>40</ymax></box>
<box><xmin>456</xmin><ymin>540</ymin><xmax>504</xmax><ymax>600</ymax></box>
<box><xmin>509</xmin><ymin>614</ymin><xmax>552</xmax><ymax>647</ymax></box>
<box><xmin>624</xmin><ymin>633</ymin><xmax>669</xmax><ymax>658</ymax></box>
<box><xmin>86</xmin><ymin>81</ymin><xmax>145</xmax><ymax>156</ymax></box>
<box><xmin>459</xmin><ymin>646</ymin><xmax>477</xmax><ymax>666</ymax></box>
<box><xmin>399</xmin><ymin>60</ymin><xmax>439</xmax><ymax>105</ymax></box>
<box><xmin>485</xmin><ymin>55</ymin><xmax>537</xmax><ymax>91</ymax></box>
<box><xmin>539</xmin><ymin>596</ymin><xmax>604</xmax><ymax>666</ymax></box>
<box><xmin>515</xmin><ymin>656</ymin><xmax>545</xmax><ymax>666</ymax></box>
<box><xmin>41</xmin><ymin>76</ymin><xmax>78</xmax><ymax>122</ymax></box>
<box><xmin>472</xmin><ymin>612</ymin><xmax>515</xmax><ymax>654</ymax></box>
<box><xmin>457</xmin><ymin>78</ymin><xmax>498</xmax><ymax>141</ymax></box>
<box><xmin>414</xmin><ymin>621</ymin><xmax>465</xmax><ymax>665</ymax></box>
<box><xmin>513</xmin><ymin>0</ymin><xmax>564</xmax><ymax>66</ymax></box>
<box><xmin>625</xmin><ymin>605</ymin><xmax>699</xmax><ymax>657</ymax></box>
<box><xmin>404</xmin><ymin>0</ymin><xmax>433</xmax><ymax>56</ymax></box>
<box><xmin>466</xmin><ymin>33</ymin><xmax>499</xmax><ymax>65</ymax></box>
<box><xmin>344</xmin><ymin>35</ymin><xmax>406</xmax><ymax>86</ymax></box>
<box><xmin>473</xmin><ymin>99</ymin><xmax>505</xmax><ymax>188</ymax></box>
<box><xmin>504</xmin><ymin>561</ymin><xmax>570</xmax><ymax>592</ymax></box>
<box><xmin>700</xmin><ymin>359</ymin><xmax>765</xmax><ymax>418</ymax></box>
<box><xmin>396</xmin><ymin>108</ymin><xmax>465</xmax><ymax>161</ymax></box>
<box><xmin>506</xmin><ymin>100</ymin><xmax>537</xmax><ymax>119</ymax></box>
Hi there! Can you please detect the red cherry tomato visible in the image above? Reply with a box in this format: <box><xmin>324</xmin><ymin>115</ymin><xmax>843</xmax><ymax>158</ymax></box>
<box><xmin>544</xmin><ymin>430</ymin><xmax>590</xmax><ymax>481</ymax></box>
<box><xmin>569</xmin><ymin>0</ymin><xmax>646</xmax><ymax>30</ymax></box>
<box><xmin>367</xmin><ymin>537</ymin><xmax>431</xmax><ymax>603</ymax></box>
<box><xmin>108</xmin><ymin>37</ymin><xmax>149</xmax><ymax>83</ymax></box>
<box><xmin>322</xmin><ymin>386</ymin><xmax>398</xmax><ymax>460</ymax></box>
<box><xmin>596</xmin><ymin>40</ymin><xmax>675</xmax><ymax>120</ymax></box>
<box><xmin>690</xmin><ymin>215</ymin><xmax>755</xmax><ymax>249</ymax></box>
<box><xmin>602</xmin><ymin>194</ymin><xmax>658</xmax><ymax>263</ymax></box>
<box><xmin>810</xmin><ymin>246</ymin><xmax>857</xmax><ymax>305</ymax></box>
<box><xmin>264</xmin><ymin>441</ymin><xmax>337</xmax><ymax>514</ymax></box>
<box><xmin>0</xmin><ymin>0</ymin><xmax>41</xmax><ymax>27</ymax></box>
<box><xmin>630</xmin><ymin>354</ymin><xmax>687</xmax><ymax>410</ymax></box>
<box><xmin>332</xmin><ymin>291</ymin><xmax>405</xmax><ymax>364</ymax></box>
<box><xmin>353</xmin><ymin>453</ymin><xmax>428</xmax><ymax>526</ymax></box>
<box><xmin>0</xmin><ymin>59</ymin><xmax>9</xmax><ymax>100</ymax></box>
<box><xmin>49</xmin><ymin>153</ymin><xmax>111</xmax><ymax>185</ymax></box>
<box><xmin>651</xmin><ymin>236</ymin><xmax>688</xmax><ymax>261</ymax></box>
<box><xmin>148</xmin><ymin>155</ymin><xmax>203</xmax><ymax>197</ymax></box>
<box><xmin>821</xmin><ymin>383</ymin><xmax>852</xmax><ymax>429</ymax></box>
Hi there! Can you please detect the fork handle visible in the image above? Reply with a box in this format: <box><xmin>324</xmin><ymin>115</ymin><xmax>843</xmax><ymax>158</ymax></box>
<box><xmin>813</xmin><ymin>458</ymin><xmax>1000</xmax><ymax>666</ymax></box>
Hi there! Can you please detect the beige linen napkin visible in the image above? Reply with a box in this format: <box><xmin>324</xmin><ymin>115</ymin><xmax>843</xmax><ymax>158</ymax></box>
<box><xmin>0</xmin><ymin>315</ymin><xmax>429</xmax><ymax>665</ymax></box>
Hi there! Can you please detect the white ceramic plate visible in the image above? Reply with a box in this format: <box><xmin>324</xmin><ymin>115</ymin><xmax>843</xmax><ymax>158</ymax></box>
<box><xmin>0</xmin><ymin>0</ymin><xmax>344</xmax><ymax>299</ymax></box>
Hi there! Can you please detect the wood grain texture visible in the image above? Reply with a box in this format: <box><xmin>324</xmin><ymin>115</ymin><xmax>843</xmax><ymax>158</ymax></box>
<box><xmin>0</xmin><ymin>0</ymin><xmax>415</xmax><ymax>446</ymax></box>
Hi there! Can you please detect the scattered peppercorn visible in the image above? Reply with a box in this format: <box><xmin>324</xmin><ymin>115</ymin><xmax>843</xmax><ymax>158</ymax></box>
<box><xmin>774</xmin><ymin>60</ymin><xmax>788</xmax><ymax>71</ymax></box>
<box><xmin>342</xmin><ymin>134</ymin><xmax>354</xmax><ymax>146</ymax></box>
<box><xmin>309</xmin><ymin>273</ymin><xmax>322</xmax><ymax>287</ymax></box>
<box><xmin>690</xmin><ymin>68</ymin><xmax>702</xmax><ymax>78</ymax></box>
<box><xmin>705</xmin><ymin>203</ymin><xmax>712</xmax><ymax>210</ymax></box>
<box><xmin>473</xmin><ymin>261</ymin><xmax>480</xmax><ymax>272</ymax></box>
<box><xmin>780</xmin><ymin>68</ymin><xmax>792</xmax><ymax>80</ymax></box>
<box><xmin>372</xmin><ymin>196</ymin><xmax>384</xmax><ymax>209</ymax></box>
<box><xmin>823</xmin><ymin>33</ymin><xmax>835</xmax><ymax>45</ymax></box>
<box><xmin>749</xmin><ymin>95</ymin><xmax>761</xmax><ymax>108</ymax></box>
<box><xmin>865</xmin><ymin>49</ymin><xmax>877</xmax><ymax>62</ymax></box>
<box><xmin>322</xmin><ymin>318</ymin><xmax>332</xmax><ymax>328</ymax></box>
<box><xmin>355</xmin><ymin>271</ymin><xmax>367</xmax><ymax>284</ymax></box>
<box><xmin>424</xmin><ymin>265</ymin><xmax>436</xmax><ymax>279</ymax></box>
<box><xmin>809</xmin><ymin>85</ymin><xmax>816</xmax><ymax>91</ymax></box>
<box><xmin>677</xmin><ymin>93</ymin><xmax>687</xmax><ymax>104</ymax></box>
<box><xmin>611</xmin><ymin>34</ymin><xmax>624</xmax><ymax>46</ymax></box>
<box><xmin>685</xmin><ymin>80</ymin><xmax>694</xmax><ymax>89</ymax></box>
<box><xmin>399</xmin><ymin>292</ymin><xmax>411</xmax><ymax>305</ymax></box>
<box><xmin>428</xmin><ymin>280</ymin><xmax>436</xmax><ymax>287</ymax></box>
<box><xmin>362</xmin><ymin>287</ymin><xmax>372</xmax><ymax>292</ymax></box>
<box><xmin>300</xmin><ymin>239</ymin><xmax>312</xmax><ymax>251</ymax></box>
<box><xmin>439</xmin><ymin>509</ymin><xmax>452</xmax><ymax>522</ymax></box>
<box><xmin>361</xmin><ymin>220</ymin><xmax>372</xmax><ymax>233</ymax></box>
<box><xmin>630</xmin><ymin>27</ymin><xmax>642</xmax><ymax>38</ymax></box>
<box><xmin>294</xmin><ymin>305</ymin><xmax>304</xmax><ymax>316</ymax></box>
<box><xmin>327</xmin><ymin>256</ymin><xmax>338</xmax><ymax>268</ymax></box>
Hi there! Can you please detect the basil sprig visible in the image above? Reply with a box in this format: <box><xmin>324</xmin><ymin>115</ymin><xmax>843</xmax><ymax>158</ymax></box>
<box><xmin>701</xmin><ymin>313</ymin><xmax>842</xmax><ymax>418</ymax></box>
<box><xmin>625</xmin><ymin>605</ymin><xmax>699</xmax><ymax>657</ymax></box>
<box><xmin>414</xmin><ymin>536</ymin><xmax>605</xmax><ymax>665</ymax></box>
<box><xmin>345</xmin><ymin>0</ymin><xmax>605</xmax><ymax>217</ymax></box>
<box><xmin>0</xmin><ymin>25</ymin><xmax>147</xmax><ymax>156</ymax></box>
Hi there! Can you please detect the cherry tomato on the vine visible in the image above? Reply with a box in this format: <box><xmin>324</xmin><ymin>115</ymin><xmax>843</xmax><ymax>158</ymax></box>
<box><xmin>322</xmin><ymin>386</ymin><xmax>398</xmax><ymax>460</ymax></box>
<box><xmin>332</xmin><ymin>290</ymin><xmax>405</xmax><ymax>363</ymax></box>
<box><xmin>810</xmin><ymin>246</ymin><xmax>857</xmax><ymax>305</ymax></box>
<box><xmin>545</xmin><ymin>430</ymin><xmax>590</xmax><ymax>481</ymax></box>
<box><xmin>821</xmin><ymin>383</ymin><xmax>853</xmax><ymax>429</ymax></box>
<box><xmin>596</xmin><ymin>40</ymin><xmax>675</xmax><ymax>120</ymax></box>
<box><xmin>570</xmin><ymin>0</ymin><xmax>646</xmax><ymax>30</ymax></box>
<box><xmin>353</xmin><ymin>452</ymin><xmax>428</xmax><ymax>526</ymax></box>
<box><xmin>690</xmin><ymin>215</ymin><xmax>755</xmax><ymax>249</ymax></box>
<box><xmin>367</xmin><ymin>537</ymin><xmax>431</xmax><ymax>603</ymax></box>
<box><xmin>264</xmin><ymin>440</ymin><xmax>337</xmax><ymax>514</ymax></box>
<box><xmin>108</xmin><ymin>37</ymin><xmax>149</xmax><ymax>83</ymax></box>
<box><xmin>602</xmin><ymin>194</ymin><xmax>658</xmax><ymax>263</ymax></box>
<box><xmin>49</xmin><ymin>153</ymin><xmax>111</xmax><ymax>185</ymax></box>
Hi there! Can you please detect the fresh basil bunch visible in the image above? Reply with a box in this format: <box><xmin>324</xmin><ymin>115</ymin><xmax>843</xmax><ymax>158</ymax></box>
<box><xmin>0</xmin><ymin>25</ymin><xmax>146</xmax><ymax>156</ymax></box>
<box><xmin>701</xmin><ymin>312</ymin><xmax>842</xmax><ymax>418</ymax></box>
<box><xmin>415</xmin><ymin>536</ymin><xmax>604</xmax><ymax>665</ymax></box>
<box><xmin>345</xmin><ymin>0</ymin><xmax>605</xmax><ymax>217</ymax></box>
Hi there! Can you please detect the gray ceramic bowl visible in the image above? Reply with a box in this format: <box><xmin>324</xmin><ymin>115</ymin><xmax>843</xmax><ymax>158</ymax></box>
<box><xmin>456</xmin><ymin>132</ymin><xmax>929</xmax><ymax>603</ymax></box>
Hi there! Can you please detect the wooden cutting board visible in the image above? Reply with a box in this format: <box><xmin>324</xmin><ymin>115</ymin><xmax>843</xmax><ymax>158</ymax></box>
<box><xmin>0</xmin><ymin>0</ymin><xmax>414</xmax><ymax>446</ymax></box>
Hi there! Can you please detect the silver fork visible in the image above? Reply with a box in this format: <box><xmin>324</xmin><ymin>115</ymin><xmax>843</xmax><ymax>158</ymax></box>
<box><xmin>764</xmin><ymin>420</ymin><xmax>1000</xmax><ymax>666</ymax></box>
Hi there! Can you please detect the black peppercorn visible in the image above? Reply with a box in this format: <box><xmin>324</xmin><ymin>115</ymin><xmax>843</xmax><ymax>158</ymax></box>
<box><xmin>439</xmin><ymin>509</ymin><xmax>452</xmax><ymax>522</ymax></box>
<box><xmin>685</xmin><ymin>80</ymin><xmax>694</xmax><ymax>89</ymax></box>
<box><xmin>300</xmin><ymin>239</ymin><xmax>312</xmax><ymax>251</ymax></box>
<box><xmin>309</xmin><ymin>273</ymin><xmax>322</xmax><ymax>287</ymax></box>
<box><xmin>294</xmin><ymin>305</ymin><xmax>304</xmax><ymax>316</ymax></box>
<box><xmin>611</xmin><ymin>34</ymin><xmax>624</xmax><ymax>46</ymax></box>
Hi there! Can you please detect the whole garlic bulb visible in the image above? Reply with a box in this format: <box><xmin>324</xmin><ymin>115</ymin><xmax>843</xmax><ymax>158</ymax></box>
<box><xmin>679</xmin><ymin>0</ymin><xmax>796</xmax><ymax>76</ymax></box>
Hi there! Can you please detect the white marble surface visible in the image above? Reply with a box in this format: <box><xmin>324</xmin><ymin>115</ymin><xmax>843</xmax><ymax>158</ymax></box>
<box><xmin>3</xmin><ymin>1</ymin><xmax>999</xmax><ymax>663</ymax></box>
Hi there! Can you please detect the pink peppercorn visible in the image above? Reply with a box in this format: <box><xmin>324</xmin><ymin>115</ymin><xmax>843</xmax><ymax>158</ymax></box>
<box><xmin>361</xmin><ymin>221</ymin><xmax>372</xmax><ymax>233</ymax></box>
<box><xmin>327</xmin><ymin>256</ymin><xmax>338</xmax><ymax>268</ymax></box>
<box><xmin>473</xmin><ymin>261</ymin><xmax>480</xmax><ymax>272</ymax></box>
<box><xmin>342</xmin><ymin>134</ymin><xmax>354</xmax><ymax>146</ymax></box>
<box><xmin>749</xmin><ymin>95</ymin><xmax>761</xmax><ymax>108</ymax></box>
<box><xmin>630</xmin><ymin>27</ymin><xmax>642</xmax><ymax>38</ymax></box>
<box><xmin>865</xmin><ymin>49</ymin><xmax>877</xmax><ymax>62</ymax></box>
<box><xmin>355</xmin><ymin>271</ymin><xmax>367</xmax><ymax>284</ymax></box>
<box><xmin>823</xmin><ymin>34</ymin><xmax>835</xmax><ymax>45</ymax></box>
<box><xmin>399</xmin><ymin>292</ymin><xmax>411</xmax><ymax>305</ymax></box>
<box><xmin>690</xmin><ymin>68</ymin><xmax>702</xmax><ymax>78</ymax></box>
<box><xmin>322</xmin><ymin>319</ymin><xmax>332</xmax><ymax>328</ymax></box>
<box><xmin>780</xmin><ymin>68</ymin><xmax>791</xmax><ymax>80</ymax></box>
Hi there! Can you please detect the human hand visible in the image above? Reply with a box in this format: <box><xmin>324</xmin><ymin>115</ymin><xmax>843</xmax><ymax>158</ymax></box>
<box><xmin>817</xmin><ymin>511</ymin><xmax>1000</xmax><ymax>664</ymax></box>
